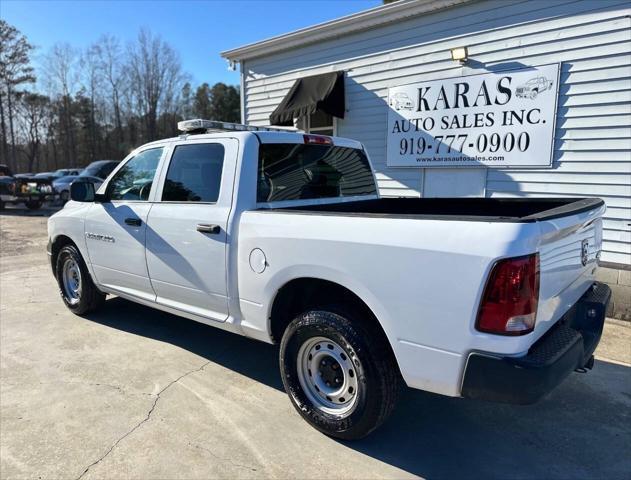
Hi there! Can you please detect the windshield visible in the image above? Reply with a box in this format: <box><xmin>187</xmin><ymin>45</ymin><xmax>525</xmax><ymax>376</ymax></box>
<box><xmin>80</xmin><ymin>165</ymin><xmax>100</xmax><ymax>177</ymax></box>
<box><xmin>257</xmin><ymin>143</ymin><xmax>377</xmax><ymax>203</ymax></box>
<box><xmin>54</xmin><ymin>175</ymin><xmax>77</xmax><ymax>183</ymax></box>
<box><xmin>79</xmin><ymin>162</ymin><xmax>117</xmax><ymax>179</ymax></box>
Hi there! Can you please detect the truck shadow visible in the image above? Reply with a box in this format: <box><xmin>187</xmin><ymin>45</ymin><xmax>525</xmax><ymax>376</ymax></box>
<box><xmin>345</xmin><ymin>361</ymin><xmax>631</xmax><ymax>478</ymax></box>
<box><xmin>85</xmin><ymin>297</ymin><xmax>631</xmax><ymax>479</ymax></box>
<box><xmin>84</xmin><ymin>296</ymin><xmax>285</xmax><ymax>391</ymax></box>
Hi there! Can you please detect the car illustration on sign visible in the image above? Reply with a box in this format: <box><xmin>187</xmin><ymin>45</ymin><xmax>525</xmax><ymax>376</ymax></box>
<box><xmin>389</xmin><ymin>92</ymin><xmax>414</xmax><ymax>111</ymax></box>
<box><xmin>516</xmin><ymin>76</ymin><xmax>554</xmax><ymax>99</ymax></box>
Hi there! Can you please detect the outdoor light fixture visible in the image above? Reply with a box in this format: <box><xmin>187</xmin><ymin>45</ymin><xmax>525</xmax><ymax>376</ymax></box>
<box><xmin>450</xmin><ymin>46</ymin><xmax>468</xmax><ymax>64</ymax></box>
<box><xmin>227</xmin><ymin>59</ymin><xmax>237</xmax><ymax>71</ymax></box>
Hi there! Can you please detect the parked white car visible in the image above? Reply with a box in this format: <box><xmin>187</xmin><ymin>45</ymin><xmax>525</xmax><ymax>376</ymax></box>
<box><xmin>48</xmin><ymin>120</ymin><xmax>610</xmax><ymax>439</ymax></box>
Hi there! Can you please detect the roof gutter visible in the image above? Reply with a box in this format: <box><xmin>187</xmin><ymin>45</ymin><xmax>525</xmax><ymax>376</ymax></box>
<box><xmin>221</xmin><ymin>0</ymin><xmax>476</xmax><ymax>61</ymax></box>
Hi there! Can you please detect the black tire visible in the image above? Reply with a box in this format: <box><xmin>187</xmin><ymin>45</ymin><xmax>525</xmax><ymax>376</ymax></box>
<box><xmin>280</xmin><ymin>307</ymin><xmax>401</xmax><ymax>440</ymax></box>
<box><xmin>55</xmin><ymin>244</ymin><xmax>105</xmax><ymax>315</ymax></box>
<box><xmin>25</xmin><ymin>200</ymin><xmax>42</xmax><ymax>210</ymax></box>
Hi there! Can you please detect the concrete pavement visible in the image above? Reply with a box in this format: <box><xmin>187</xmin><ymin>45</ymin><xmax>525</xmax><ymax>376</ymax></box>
<box><xmin>1</xmin><ymin>207</ymin><xmax>630</xmax><ymax>479</ymax></box>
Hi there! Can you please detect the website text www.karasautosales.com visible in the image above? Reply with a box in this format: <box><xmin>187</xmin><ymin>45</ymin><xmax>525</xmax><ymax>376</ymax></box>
<box><xmin>416</xmin><ymin>155</ymin><xmax>505</xmax><ymax>163</ymax></box>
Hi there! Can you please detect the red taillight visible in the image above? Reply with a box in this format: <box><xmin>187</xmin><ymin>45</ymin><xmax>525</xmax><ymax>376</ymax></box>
<box><xmin>303</xmin><ymin>134</ymin><xmax>333</xmax><ymax>145</ymax></box>
<box><xmin>476</xmin><ymin>253</ymin><xmax>540</xmax><ymax>336</ymax></box>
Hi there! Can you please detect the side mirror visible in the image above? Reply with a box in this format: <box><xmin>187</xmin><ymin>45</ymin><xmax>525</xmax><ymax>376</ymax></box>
<box><xmin>70</xmin><ymin>181</ymin><xmax>95</xmax><ymax>202</ymax></box>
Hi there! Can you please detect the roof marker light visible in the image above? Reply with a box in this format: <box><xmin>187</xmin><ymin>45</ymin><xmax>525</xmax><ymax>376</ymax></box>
<box><xmin>303</xmin><ymin>134</ymin><xmax>333</xmax><ymax>145</ymax></box>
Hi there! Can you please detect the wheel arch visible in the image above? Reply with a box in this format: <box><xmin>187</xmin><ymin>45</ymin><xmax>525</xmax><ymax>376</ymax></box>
<box><xmin>268</xmin><ymin>277</ymin><xmax>401</xmax><ymax>376</ymax></box>
<box><xmin>50</xmin><ymin>234</ymin><xmax>77</xmax><ymax>266</ymax></box>
<box><xmin>50</xmin><ymin>233</ymin><xmax>98</xmax><ymax>287</ymax></box>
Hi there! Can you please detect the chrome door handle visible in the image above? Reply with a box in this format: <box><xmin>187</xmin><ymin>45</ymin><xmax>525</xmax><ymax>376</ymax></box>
<box><xmin>197</xmin><ymin>224</ymin><xmax>221</xmax><ymax>234</ymax></box>
<box><xmin>124</xmin><ymin>217</ymin><xmax>142</xmax><ymax>227</ymax></box>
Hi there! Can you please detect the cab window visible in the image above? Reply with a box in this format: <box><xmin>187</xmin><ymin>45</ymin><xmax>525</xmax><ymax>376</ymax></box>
<box><xmin>161</xmin><ymin>143</ymin><xmax>224</xmax><ymax>203</ymax></box>
<box><xmin>257</xmin><ymin>143</ymin><xmax>377</xmax><ymax>202</ymax></box>
<box><xmin>108</xmin><ymin>148</ymin><xmax>163</xmax><ymax>201</ymax></box>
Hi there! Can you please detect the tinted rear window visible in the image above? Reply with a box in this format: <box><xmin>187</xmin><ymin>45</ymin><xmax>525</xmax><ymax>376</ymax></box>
<box><xmin>257</xmin><ymin>144</ymin><xmax>376</xmax><ymax>203</ymax></box>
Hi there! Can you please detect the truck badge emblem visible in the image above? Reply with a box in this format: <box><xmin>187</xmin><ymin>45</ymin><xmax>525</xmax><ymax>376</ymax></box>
<box><xmin>86</xmin><ymin>232</ymin><xmax>115</xmax><ymax>243</ymax></box>
<box><xmin>581</xmin><ymin>239</ymin><xmax>589</xmax><ymax>266</ymax></box>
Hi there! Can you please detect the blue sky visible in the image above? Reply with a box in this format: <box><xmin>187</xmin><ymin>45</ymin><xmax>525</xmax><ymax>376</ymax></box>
<box><xmin>2</xmin><ymin>0</ymin><xmax>382</xmax><ymax>87</ymax></box>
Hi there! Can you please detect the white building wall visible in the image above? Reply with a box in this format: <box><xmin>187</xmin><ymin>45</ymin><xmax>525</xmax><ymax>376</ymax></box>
<box><xmin>241</xmin><ymin>0</ymin><xmax>631</xmax><ymax>265</ymax></box>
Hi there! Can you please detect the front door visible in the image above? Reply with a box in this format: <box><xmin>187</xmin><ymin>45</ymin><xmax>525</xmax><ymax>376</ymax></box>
<box><xmin>84</xmin><ymin>147</ymin><xmax>164</xmax><ymax>301</ymax></box>
<box><xmin>145</xmin><ymin>139</ymin><xmax>237</xmax><ymax>321</ymax></box>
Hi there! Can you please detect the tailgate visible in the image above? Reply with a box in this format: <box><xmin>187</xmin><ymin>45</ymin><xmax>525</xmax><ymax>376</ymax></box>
<box><xmin>536</xmin><ymin>199</ymin><xmax>606</xmax><ymax>329</ymax></box>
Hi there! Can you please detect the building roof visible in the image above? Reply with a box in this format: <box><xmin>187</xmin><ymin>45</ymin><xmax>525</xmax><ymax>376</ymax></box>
<box><xmin>221</xmin><ymin>0</ymin><xmax>476</xmax><ymax>61</ymax></box>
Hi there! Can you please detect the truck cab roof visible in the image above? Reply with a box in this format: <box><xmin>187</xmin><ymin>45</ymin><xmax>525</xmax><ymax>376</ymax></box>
<box><xmin>143</xmin><ymin>119</ymin><xmax>364</xmax><ymax>151</ymax></box>
<box><xmin>151</xmin><ymin>130</ymin><xmax>364</xmax><ymax>151</ymax></box>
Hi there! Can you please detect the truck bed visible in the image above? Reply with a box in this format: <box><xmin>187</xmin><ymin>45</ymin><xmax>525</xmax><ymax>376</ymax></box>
<box><xmin>262</xmin><ymin>197</ymin><xmax>604</xmax><ymax>223</ymax></box>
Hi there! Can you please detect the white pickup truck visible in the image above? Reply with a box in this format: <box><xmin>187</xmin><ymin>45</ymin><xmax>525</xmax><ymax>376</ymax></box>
<box><xmin>48</xmin><ymin>120</ymin><xmax>611</xmax><ymax>439</ymax></box>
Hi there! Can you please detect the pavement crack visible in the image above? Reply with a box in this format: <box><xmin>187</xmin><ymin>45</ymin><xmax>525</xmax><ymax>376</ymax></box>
<box><xmin>88</xmin><ymin>382</ymin><xmax>155</xmax><ymax>397</ymax></box>
<box><xmin>189</xmin><ymin>441</ymin><xmax>258</xmax><ymax>472</ymax></box>
<box><xmin>75</xmin><ymin>360</ymin><xmax>211</xmax><ymax>480</ymax></box>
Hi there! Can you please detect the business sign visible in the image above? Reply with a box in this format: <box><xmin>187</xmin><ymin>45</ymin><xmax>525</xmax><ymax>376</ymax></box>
<box><xmin>386</xmin><ymin>64</ymin><xmax>560</xmax><ymax>167</ymax></box>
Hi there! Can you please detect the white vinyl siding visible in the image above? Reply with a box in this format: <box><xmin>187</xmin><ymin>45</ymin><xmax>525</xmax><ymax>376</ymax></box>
<box><xmin>241</xmin><ymin>0</ymin><xmax>631</xmax><ymax>265</ymax></box>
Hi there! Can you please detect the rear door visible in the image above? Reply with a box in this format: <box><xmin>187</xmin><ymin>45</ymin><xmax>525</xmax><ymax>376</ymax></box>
<box><xmin>145</xmin><ymin>138</ymin><xmax>238</xmax><ymax>321</ymax></box>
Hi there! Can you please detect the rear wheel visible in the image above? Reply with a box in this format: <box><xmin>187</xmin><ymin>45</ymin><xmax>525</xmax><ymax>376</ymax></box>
<box><xmin>280</xmin><ymin>307</ymin><xmax>401</xmax><ymax>440</ymax></box>
<box><xmin>55</xmin><ymin>244</ymin><xmax>105</xmax><ymax>315</ymax></box>
<box><xmin>25</xmin><ymin>200</ymin><xmax>42</xmax><ymax>210</ymax></box>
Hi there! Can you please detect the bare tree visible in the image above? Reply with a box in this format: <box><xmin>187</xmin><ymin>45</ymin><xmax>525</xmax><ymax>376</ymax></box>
<box><xmin>79</xmin><ymin>44</ymin><xmax>104</xmax><ymax>161</ymax></box>
<box><xmin>1</xmin><ymin>23</ymin><xmax>239</xmax><ymax>172</ymax></box>
<box><xmin>42</xmin><ymin>43</ymin><xmax>78</xmax><ymax>166</ymax></box>
<box><xmin>181</xmin><ymin>82</ymin><xmax>193</xmax><ymax>120</ymax></box>
<box><xmin>94</xmin><ymin>34</ymin><xmax>125</xmax><ymax>150</ymax></box>
<box><xmin>18</xmin><ymin>92</ymin><xmax>49</xmax><ymax>172</ymax></box>
<box><xmin>126</xmin><ymin>29</ymin><xmax>184</xmax><ymax>141</ymax></box>
<box><xmin>0</xmin><ymin>20</ymin><xmax>35</xmax><ymax>170</ymax></box>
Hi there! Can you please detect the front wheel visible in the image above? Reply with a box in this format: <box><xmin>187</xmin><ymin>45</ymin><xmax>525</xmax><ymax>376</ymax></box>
<box><xmin>25</xmin><ymin>200</ymin><xmax>42</xmax><ymax>210</ymax></box>
<box><xmin>280</xmin><ymin>307</ymin><xmax>401</xmax><ymax>440</ymax></box>
<box><xmin>55</xmin><ymin>244</ymin><xmax>105</xmax><ymax>315</ymax></box>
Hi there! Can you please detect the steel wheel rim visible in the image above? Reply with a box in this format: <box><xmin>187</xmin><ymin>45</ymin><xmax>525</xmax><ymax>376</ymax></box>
<box><xmin>296</xmin><ymin>336</ymin><xmax>359</xmax><ymax>416</ymax></box>
<box><xmin>62</xmin><ymin>258</ymin><xmax>82</xmax><ymax>304</ymax></box>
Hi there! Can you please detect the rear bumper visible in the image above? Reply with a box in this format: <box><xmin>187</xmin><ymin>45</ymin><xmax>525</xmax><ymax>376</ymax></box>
<box><xmin>461</xmin><ymin>282</ymin><xmax>611</xmax><ymax>404</ymax></box>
